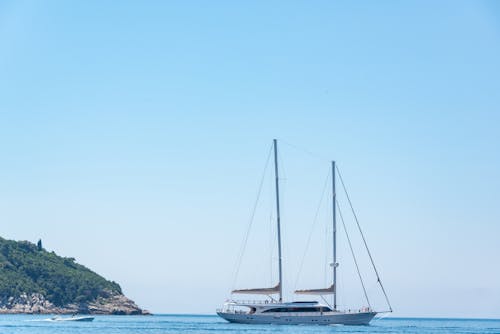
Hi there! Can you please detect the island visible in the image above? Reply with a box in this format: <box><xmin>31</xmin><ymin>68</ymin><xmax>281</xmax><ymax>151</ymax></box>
<box><xmin>0</xmin><ymin>237</ymin><xmax>149</xmax><ymax>315</ymax></box>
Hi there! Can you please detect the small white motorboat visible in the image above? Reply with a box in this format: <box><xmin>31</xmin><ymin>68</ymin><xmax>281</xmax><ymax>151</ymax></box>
<box><xmin>50</xmin><ymin>315</ymin><xmax>95</xmax><ymax>322</ymax></box>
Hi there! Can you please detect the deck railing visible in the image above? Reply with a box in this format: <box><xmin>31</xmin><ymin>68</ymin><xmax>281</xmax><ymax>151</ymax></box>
<box><xmin>225</xmin><ymin>299</ymin><xmax>277</xmax><ymax>305</ymax></box>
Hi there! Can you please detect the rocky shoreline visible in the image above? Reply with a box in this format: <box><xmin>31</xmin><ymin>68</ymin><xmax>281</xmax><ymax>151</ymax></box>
<box><xmin>0</xmin><ymin>292</ymin><xmax>150</xmax><ymax>315</ymax></box>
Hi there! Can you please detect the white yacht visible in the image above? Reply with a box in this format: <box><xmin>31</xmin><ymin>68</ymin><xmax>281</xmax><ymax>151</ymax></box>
<box><xmin>217</xmin><ymin>139</ymin><xmax>392</xmax><ymax>326</ymax></box>
<box><xmin>218</xmin><ymin>300</ymin><xmax>376</xmax><ymax>325</ymax></box>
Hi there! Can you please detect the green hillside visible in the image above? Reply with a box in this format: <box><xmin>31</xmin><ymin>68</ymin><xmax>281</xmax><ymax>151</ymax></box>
<box><xmin>0</xmin><ymin>237</ymin><xmax>122</xmax><ymax>306</ymax></box>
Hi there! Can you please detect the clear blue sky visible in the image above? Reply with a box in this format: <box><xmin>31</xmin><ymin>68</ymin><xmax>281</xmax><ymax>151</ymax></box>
<box><xmin>1</xmin><ymin>0</ymin><xmax>499</xmax><ymax>318</ymax></box>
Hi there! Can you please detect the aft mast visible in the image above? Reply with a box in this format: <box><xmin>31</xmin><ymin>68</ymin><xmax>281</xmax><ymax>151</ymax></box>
<box><xmin>273</xmin><ymin>139</ymin><xmax>283</xmax><ymax>303</ymax></box>
<box><xmin>332</xmin><ymin>161</ymin><xmax>337</xmax><ymax>310</ymax></box>
<box><xmin>294</xmin><ymin>161</ymin><xmax>336</xmax><ymax>298</ymax></box>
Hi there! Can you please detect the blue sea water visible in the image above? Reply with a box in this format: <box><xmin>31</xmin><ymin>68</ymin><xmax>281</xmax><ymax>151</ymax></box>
<box><xmin>0</xmin><ymin>314</ymin><xmax>499</xmax><ymax>334</ymax></box>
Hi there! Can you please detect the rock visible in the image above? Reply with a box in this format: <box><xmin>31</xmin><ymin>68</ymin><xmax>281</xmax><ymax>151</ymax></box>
<box><xmin>0</xmin><ymin>291</ymin><xmax>149</xmax><ymax>315</ymax></box>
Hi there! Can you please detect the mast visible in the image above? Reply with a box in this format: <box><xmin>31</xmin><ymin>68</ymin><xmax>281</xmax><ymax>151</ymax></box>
<box><xmin>273</xmin><ymin>139</ymin><xmax>283</xmax><ymax>302</ymax></box>
<box><xmin>332</xmin><ymin>161</ymin><xmax>337</xmax><ymax>310</ymax></box>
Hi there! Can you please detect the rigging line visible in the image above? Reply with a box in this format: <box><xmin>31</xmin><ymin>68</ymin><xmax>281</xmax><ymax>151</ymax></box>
<box><xmin>293</xmin><ymin>169</ymin><xmax>330</xmax><ymax>291</ymax></box>
<box><xmin>268</xmin><ymin>169</ymin><xmax>275</xmax><ymax>286</ymax></box>
<box><xmin>336</xmin><ymin>200</ymin><xmax>371</xmax><ymax>309</ymax></box>
<box><xmin>277</xmin><ymin>143</ymin><xmax>288</xmax><ymax>182</ymax></box>
<box><xmin>280</xmin><ymin>139</ymin><xmax>330</xmax><ymax>163</ymax></box>
<box><xmin>320</xmin><ymin>295</ymin><xmax>333</xmax><ymax>309</ymax></box>
<box><xmin>269</xmin><ymin>213</ymin><xmax>278</xmax><ymax>286</ymax></box>
<box><xmin>335</xmin><ymin>165</ymin><xmax>393</xmax><ymax>312</ymax></box>
<box><xmin>231</xmin><ymin>143</ymin><xmax>273</xmax><ymax>292</ymax></box>
<box><xmin>269</xmin><ymin>202</ymin><xmax>273</xmax><ymax>286</ymax></box>
<box><xmin>324</xmin><ymin>212</ymin><xmax>328</xmax><ymax>287</ymax></box>
<box><xmin>277</xmin><ymin>145</ymin><xmax>292</xmax><ymax>300</ymax></box>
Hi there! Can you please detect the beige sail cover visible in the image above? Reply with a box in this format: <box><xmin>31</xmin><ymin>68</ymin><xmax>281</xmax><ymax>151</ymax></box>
<box><xmin>232</xmin><ymin>283</ymin><xmax>280</xmax><ymax>295</ymax></box>
<box><xmin>294</xmin><ymin>284</ymin><xmax>335</xmax><ymax>295</ymax></box>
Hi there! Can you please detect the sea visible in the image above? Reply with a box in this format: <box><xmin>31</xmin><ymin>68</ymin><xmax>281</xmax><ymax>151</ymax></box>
<box><xmin>1</xmin><ymin>314</ymin><xmax>499</xmax><ymax>334</ymax></box>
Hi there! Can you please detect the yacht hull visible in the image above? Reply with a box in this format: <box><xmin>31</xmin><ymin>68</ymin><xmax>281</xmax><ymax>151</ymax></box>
<box><xmin>217</xmin><ymin>311</ymin><xmax>376</xmax><ymax>325</ymax></box>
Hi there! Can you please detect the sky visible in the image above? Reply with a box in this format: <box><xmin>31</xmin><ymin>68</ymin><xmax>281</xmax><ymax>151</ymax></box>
<box><xmin>1</xmin><ymin>0</ymin><xmax>499</xmax><ymax>319</ymax></box>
